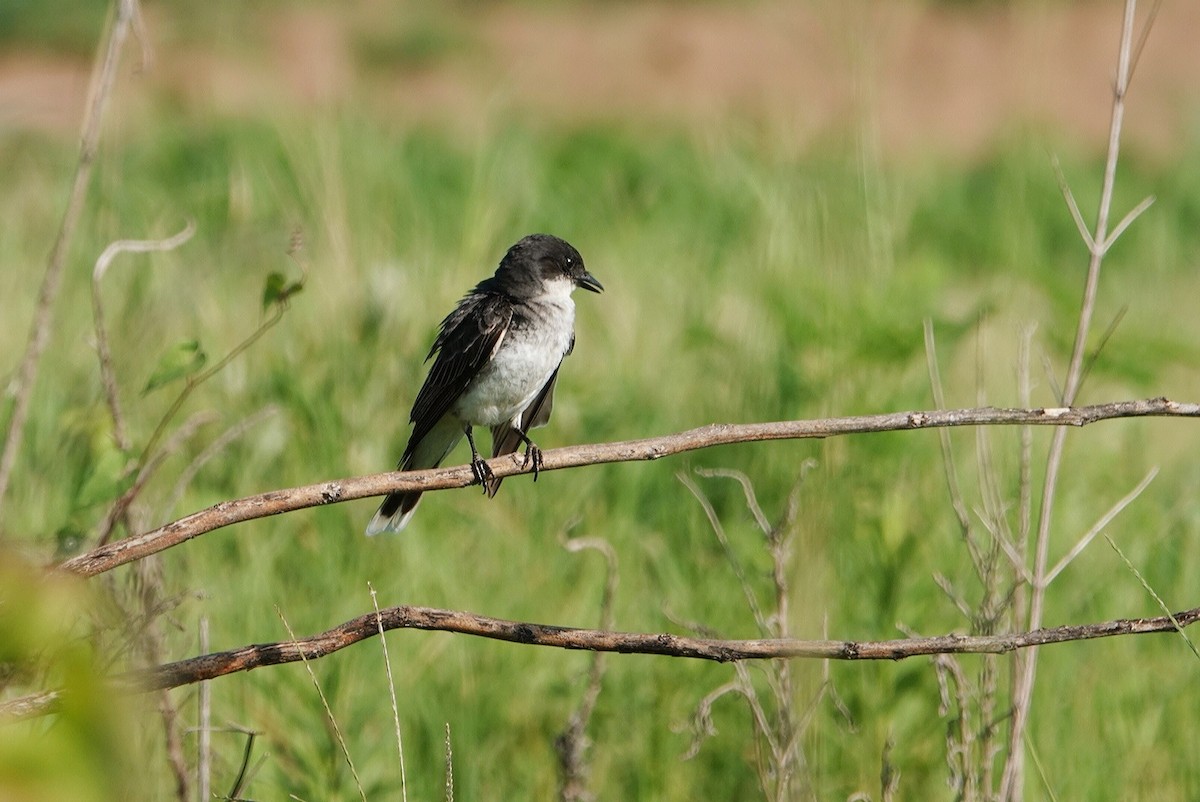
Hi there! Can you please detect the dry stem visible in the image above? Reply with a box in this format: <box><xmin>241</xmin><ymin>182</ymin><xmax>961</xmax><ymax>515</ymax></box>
<box><xmin>1003</xmin><ymin>3</ymin><xmax>1147</xmax><ymax>797</ymax></box>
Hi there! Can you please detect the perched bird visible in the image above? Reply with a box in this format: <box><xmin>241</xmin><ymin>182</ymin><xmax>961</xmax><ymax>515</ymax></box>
<box><xmin>366</xmin><ymin>234</ymin><xmax>603</xmax><ymax>535</ymax></box>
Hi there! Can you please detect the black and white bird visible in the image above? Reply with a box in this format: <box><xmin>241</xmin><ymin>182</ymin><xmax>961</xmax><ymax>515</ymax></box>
<box><xmin>366</xmin><ymin>234</ymin><xmax>603</xmax><ymax>535</ymax></box>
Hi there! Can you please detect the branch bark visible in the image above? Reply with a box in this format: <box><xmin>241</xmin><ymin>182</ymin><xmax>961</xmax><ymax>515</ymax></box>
<box><xmin>54</xmin><ymin>397</ymin><xmax>1200</xmax><ymax>579</ymax></box>
<box><xmin>5</xmin><ymin>603</ymin><xmax>1197</xmax><ymax>722</ymax></box>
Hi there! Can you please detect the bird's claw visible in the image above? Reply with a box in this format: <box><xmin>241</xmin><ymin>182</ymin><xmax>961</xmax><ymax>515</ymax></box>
<box><xmin>522</xmin><ymin>443</ymin><xmax>543</xmax><ymax>481</ymax></box>
<box><xmin>470</xmin><ymin>456</ymin><xmax>494</xmax><ymax>490</ymax></box>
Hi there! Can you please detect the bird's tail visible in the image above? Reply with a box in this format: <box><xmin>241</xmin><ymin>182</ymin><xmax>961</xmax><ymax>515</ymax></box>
<box><xmin>365</xmin><ymin>419</ymin><xmax>463</xmax><ymax>535</ymax></box>
<box><xmin>365</xmin><ymin>490</ymin><xmax>423</xmax><ymax>535</ymax></box>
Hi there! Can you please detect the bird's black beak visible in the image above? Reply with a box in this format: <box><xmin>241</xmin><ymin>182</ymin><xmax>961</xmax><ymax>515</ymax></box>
<box><xmin>577</xmin><ymin>271</ymin><xmax>604</xmax><ymax>293</ymax></box>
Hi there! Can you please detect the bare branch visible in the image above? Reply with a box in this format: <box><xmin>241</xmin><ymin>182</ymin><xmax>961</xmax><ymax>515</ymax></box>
<box><xmin>51</xmin><ymin>397</ymin><xmax>1200</xmax><ymax>580</ymax></box>
<box><xmin>4</xmin><ymin>603</ymin><xmax>1198</xmax><ymax>723</ymax></box>
<box><xmin>122</xmin><ymin>601</ymin><xmax>1200</xmax><ymax>673</ymax></box>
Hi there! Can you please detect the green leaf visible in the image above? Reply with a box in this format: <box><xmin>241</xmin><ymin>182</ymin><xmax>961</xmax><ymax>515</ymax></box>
<box><xmin>142</xmin><ymin>339</ymin><xmax>206</xmax><ymax>395</ymax></box>
<box><xmin>262</xmin><ymin>271</ymin><xmax>304</xmax><ymax>310</ymax></box>
<box><xmin>74</xmin><ymin>438</ymin><xmax>133</xmax><ymax>508</ymax></box>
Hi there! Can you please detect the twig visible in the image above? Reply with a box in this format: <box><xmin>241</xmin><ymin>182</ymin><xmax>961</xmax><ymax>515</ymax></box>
<box><xmin>1043</xmin><ymin>467</ymin><xmax>1158</xmax><ymax>586</ymax></box>
<box><xmin>97</xmin><ymin>409</ymin><xmax>217</xmax><ymax>546</ymax></box>
<box><xmin>0</xmin><ymin>0</ymin><xmax>141</xmax><ymax>519</ymax></box>
<box><xmin>53</xmin><ymin>397</ymin><xmax>1200</xmax><ymax>579</ymax></box>
<box><xmin>137</xmin><ymin>304</ymin><xmax>286</xmax><ymax>478</ymax></box>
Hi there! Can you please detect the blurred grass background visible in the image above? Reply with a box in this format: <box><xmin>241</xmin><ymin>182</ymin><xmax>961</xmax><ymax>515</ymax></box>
<box><xmin>3</xmin><ymin>1</ymin><xmax>1200</xmax><ymax>800</ymax></box>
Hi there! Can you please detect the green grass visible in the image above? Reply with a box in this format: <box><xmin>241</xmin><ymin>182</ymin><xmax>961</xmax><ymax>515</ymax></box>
<box><xmin>3</xmin><ymin>100</ymin><xmax>1200</xmax><ymax>800</ymax></box>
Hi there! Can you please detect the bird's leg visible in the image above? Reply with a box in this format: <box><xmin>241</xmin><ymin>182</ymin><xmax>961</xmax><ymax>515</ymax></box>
<box><xmin>511</xmin><ymin>426</ymin><xmax>543</xmax><ymax>480</ymax></box>
<box><xmin>463</xmin><ymin>425</ymin><xmax>493</xmax><ymax>491</ymax></box>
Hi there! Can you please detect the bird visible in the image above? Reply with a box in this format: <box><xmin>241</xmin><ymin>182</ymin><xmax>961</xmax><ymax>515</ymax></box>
<box><xmin>366</xmin><ymin>234</ymin><xmax>603</xmax><ymax>535</ymax></box>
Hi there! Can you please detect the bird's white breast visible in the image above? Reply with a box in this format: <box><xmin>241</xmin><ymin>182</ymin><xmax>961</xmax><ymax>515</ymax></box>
<box><xmin>453</xmin><ymin>283</ymin><xmax>576</xmax><ymax>428</ymax></box>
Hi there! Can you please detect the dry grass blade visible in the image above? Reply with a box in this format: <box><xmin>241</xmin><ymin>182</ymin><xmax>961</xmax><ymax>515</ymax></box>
<box><xmin>275</xmin><ymin>607</ymin><xmax>367</xmax><ymax>802</ymax></box>
<box><xmin>370</xmin><ymin>582</ymin><xmax>408</xmax><ymax>802</ymax></box>
<box><xmin>678</xmin><ymin>469</ymin><xmax>770</xmax><ymax>635</ymax></box>
<box><xmin>1103</xmin><ymin>534</ymin><xmax>1200</xmax><ymax>661</ymax></box>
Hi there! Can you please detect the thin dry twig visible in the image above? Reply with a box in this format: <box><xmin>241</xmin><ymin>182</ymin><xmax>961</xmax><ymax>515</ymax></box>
<box><xmin>52</xmin><ymin>397</ymin><xmax>1200</xmax><ymax>579</ymax></box>
<box><xmin>96</xmin><ymin>410</ymin><xmax>218</xmax><ymax>546</ymax></box>
<box><xmin>0</xmin><ymin>0</ymin><xmax>141</xmax><ymax>518</ymax></box>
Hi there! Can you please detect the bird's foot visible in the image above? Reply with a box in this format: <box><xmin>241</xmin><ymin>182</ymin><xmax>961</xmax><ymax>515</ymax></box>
<box><xmin>522</xmin><ymin>442</ymin><xmax>543</xmax><ymax>480</ymax></box>
<box><xmin>470</xmin><ymin>455</ymin><xmax>494</xmax><ymax>491</ymax></box>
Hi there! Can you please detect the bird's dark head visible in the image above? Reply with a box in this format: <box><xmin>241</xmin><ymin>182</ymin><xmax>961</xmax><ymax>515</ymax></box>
<box><xmin>496</xmin><ymin>234</ymin><xmax>603</xmax><ymax>300</ymax></box>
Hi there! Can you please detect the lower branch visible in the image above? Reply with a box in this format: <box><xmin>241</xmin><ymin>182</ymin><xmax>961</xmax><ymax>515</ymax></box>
<box><xmin>4</xmin><ymin>603</ymin><xmax>1197</xmax><ymax>721</ymax></box>
<box><xmin>54</xmin><ymin>397</ymin><xmax>1200</xmax><ymax>578</ymax></box>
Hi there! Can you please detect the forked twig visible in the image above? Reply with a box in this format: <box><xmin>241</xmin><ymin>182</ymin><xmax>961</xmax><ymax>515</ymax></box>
<box><xmin>1005</xmin><ymin>3</ymin><xmax>1149</xmax><ymax>798</ymax></box>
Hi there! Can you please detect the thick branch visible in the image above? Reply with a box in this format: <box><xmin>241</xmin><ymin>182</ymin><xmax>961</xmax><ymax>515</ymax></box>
<box><xmin>5</xmin><ymin>603</ymin><xmax>1197</xmax><ymax>721</ymax></box>
<box><xmin>54</xmin><ymin>397</ymin><xmax>1199</xmax><ymax>578</ymax></box>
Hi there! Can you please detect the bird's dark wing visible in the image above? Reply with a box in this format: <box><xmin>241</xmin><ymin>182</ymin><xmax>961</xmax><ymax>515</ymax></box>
<box><xmin>401</xmin><ymin>292</ymin><xmax>513</xmax><ymax>466</ymax></box>
<box><xmin>484</xmin><ymin>364</ymin><xmax>560</xmax><ymax>497</ymax></box>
